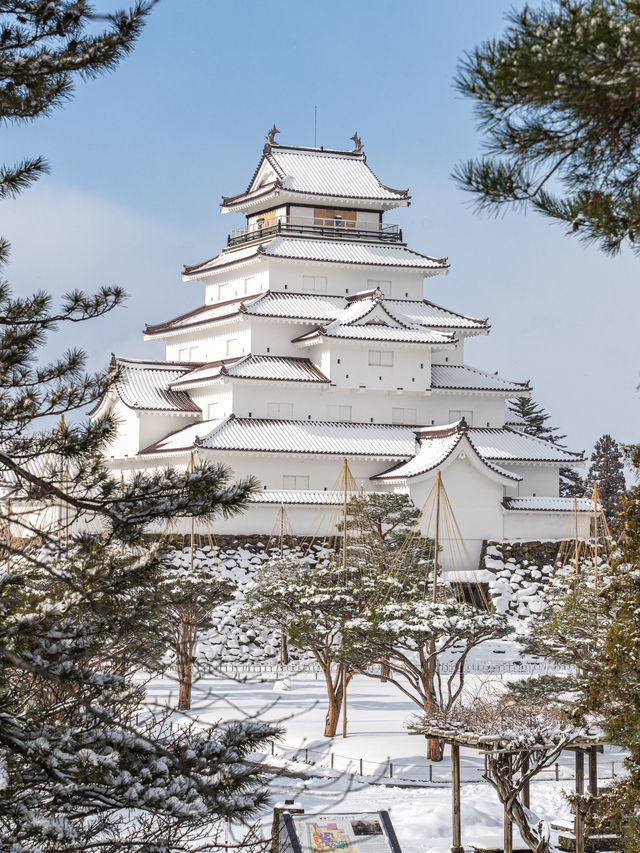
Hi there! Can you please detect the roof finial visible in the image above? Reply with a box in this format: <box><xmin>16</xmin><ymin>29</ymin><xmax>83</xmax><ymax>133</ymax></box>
<box><xmin>266</xmin><ymin>124</ymin><xmax>280</xmax><ymax>145</ymax></box>
<box><xmin>350</xmin><ymin>131</ymin><xmax>363</xmax><ymax>153</ymax></box>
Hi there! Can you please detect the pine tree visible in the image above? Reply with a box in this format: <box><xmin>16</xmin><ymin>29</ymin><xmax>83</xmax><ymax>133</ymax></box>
<box><xmin>587</xmin><ymin>444</ymin><xmax>640</xmax><ymax>846</ymax></box>
<box><xmin>585</xmin><ymin>433</ymin><xmax>626</xmax><ymax>522</ymax></box>
<box><xmin>508</xmin><ymin>395</ymin><xmax>585</xmax><ymax>497</ymax></box>
<box><xmin>0</xmin><ymin>4</ymin><xmax>279</xmax><ymax>848</ymax></box>
<box><xmin>453</xmin><ymin>0</ymin><xmax>640</xmax><ymax>256</ymax></box>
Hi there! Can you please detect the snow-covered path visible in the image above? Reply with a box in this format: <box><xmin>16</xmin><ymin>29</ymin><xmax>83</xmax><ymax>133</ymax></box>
<box><xmin>144</xmin><ymin>667</ymin><xmax>626</xmax><ymax>852</ymax></box>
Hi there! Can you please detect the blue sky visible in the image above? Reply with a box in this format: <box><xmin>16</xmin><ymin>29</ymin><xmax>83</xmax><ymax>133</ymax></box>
<box><xmin>2</xmin><ymin>0</ymin><xmax>639</xmax><ymax>459</ymax></box>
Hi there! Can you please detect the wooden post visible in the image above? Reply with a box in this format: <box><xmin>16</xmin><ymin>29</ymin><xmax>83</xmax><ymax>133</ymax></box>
<box><xmin>342</xmin><ymin>663</ymin><xmax>348</xmax><ymax>739</ymax></box>
<box><xmin>588</xmin><ymin>745</ymin><xmax>598</xmax><ymax>796</ymax></box>
<box><xmin>575</xmin><ymin>749</ymin><xmax>585</xmax><ymax>853</ymax></box>
<box><xmin>271</xmin><ymin>801</ymin><xmax>304</xmax><ymax>853</ymax></box>
<box><xmin>451</xmin><ymin>743</ymin><xmax>463</xmax><ymax>853</ymax></box>
<box><xmin>504</xmin><ymin>755</ymin><xmax>513</xmax><ymax>853</ymax></box>
<box><xmin>522</xmin><ymin>753</ymin><xmax>530</xmax><ymax>810</ymax></box>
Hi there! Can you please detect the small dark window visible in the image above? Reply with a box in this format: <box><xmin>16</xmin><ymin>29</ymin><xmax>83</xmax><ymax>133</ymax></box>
<box><xmin>370</xmin><ymin>417</ymin><xmax>374</xmax><ymax>423</ymax></box>
<box><xmin>337</xmin><ymin>358</ymin><xmax>341</xmax><ymax>364</ymax></box>
<box><xmin>266</xmin><ymin>347</ymin><xmax>270</xmax><ymax>353</ymax></box>
<box><xmin>249</xmin><ymin>411</ymin><xmax>252</xmax><ymax>417</ymax></box>
<box><xmin>420</xmin><ymin>363</ymin><xmax>424</xmax><ymax>368</ymax></box>
<box><xmin>346</xmin><ymin>374</ymin><xmax>349</xmax><ymax>378</ymax></box>
<box><xmin>445</xmin><ymin>357</ymin><xmax>449</xmax><ymax>363</ymax></box>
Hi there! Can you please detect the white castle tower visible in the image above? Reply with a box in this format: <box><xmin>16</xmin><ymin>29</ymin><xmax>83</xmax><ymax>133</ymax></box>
<box><xmin>92</xmin><ymin>130</ymin><xmax>586</xmax><ymax>564</ymax></box>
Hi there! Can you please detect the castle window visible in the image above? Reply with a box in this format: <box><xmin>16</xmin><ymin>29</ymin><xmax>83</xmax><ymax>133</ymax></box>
<box><xmin>303</xmin><ymin>275</ymin><xmax>327</xmax><ymax>292</ymax></box>
<box><xmin>368</xmin><ymin>349</ymin><xmax>393</xmax><ymax>367</ymax></box>
<box><xmin>267</xmin><ymin>402</ymin><xmax>293</xmax><ymax>418</ymax></box>
<box><xmin>392</xmin><ymin>407</ymin><xmax>417</xmax><ymax>425</ymax></box>
<box><xmin>244</xmin><ymin>276</ymin><xmax>256</xmax><ymax>294</ymax></box>
<box><xmin>283</xmin><ymin>475</ymin><xmax>309</xmax><ymax>490</ymax></box>
<box><xmin>367</xmin><ymin>279</ymin><xmax>392</xmax><ymax>296</ymax></box>
<box><xmin>449</xmin><ymin>409</ymin><xmax>473</xmax><ymax>425</ymax></box>
<box><xmin>226</xmin><ymin>338</ymin><xmax>240</xmax><ymax>356</ymax></box>
<box><xmin>207</xmin><ymin>402</ymin><xmax>220</xmax><ymax>420</ymax></box>
<box><xmin>327</xmin><ymin>404</ymin><xmax>352</xmax><ymax>422</ymax></box>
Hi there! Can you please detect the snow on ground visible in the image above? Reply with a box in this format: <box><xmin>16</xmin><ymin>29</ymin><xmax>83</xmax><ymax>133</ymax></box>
<box><xmin>144</xmin><ymin>666</ymin><xmax>626</xmax><ymax>853</ymax></box>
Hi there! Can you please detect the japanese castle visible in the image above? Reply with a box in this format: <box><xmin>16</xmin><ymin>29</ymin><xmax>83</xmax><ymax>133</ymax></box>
<box><xmin>93</xmin><ymin>131</ymin><xmax>587</xmax><ymax>565</ymax></box>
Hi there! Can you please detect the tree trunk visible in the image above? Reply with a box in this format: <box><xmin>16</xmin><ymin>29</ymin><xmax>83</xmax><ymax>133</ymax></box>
<box><xmin>280</xmin><ymin>627</ymin><xmax>289</xmax><ymax>666</ymax></box>
<box><xmin>424</xmin><ymin>638</ymin><xmax>445</xmax><ymax>761</ymax></box>
<box><xmin>176</xmin><ymin>606</ymin><xmax>197</xmax><ymax>711</ymax></box>
<box><xmin>321</xmin><ymin>661</ymin><xmax>344</xmax><ymax>737</ymax></box>
<box><xmin>486</xmin><ymin>753</ymin><xmax>555</xmax><ymax>853</ymax></box>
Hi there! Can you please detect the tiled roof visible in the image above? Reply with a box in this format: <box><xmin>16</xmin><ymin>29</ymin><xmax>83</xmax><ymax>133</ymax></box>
<box><xmin>431</xmin><ymin>364</ymin><xmax>530</xmax><ymax>394</ymax></box>
<box><xmin>221</xmin><ymin>144</ymin><xmax>410</xmax><ymax>209</ymax></box>
<box><xmin>183</xmin><ymin>237</ymin><xmax>448</xmax><ymax>278</ymax></box>
<box><xmin>263</xmin><ymin>237</ymin><xmax>447</xmax><ymax>269</ymax></box>
<box><xmin>249</xmin><ymin>489</ymin><xmax>384</xmax><ymax>505</ymax></box>
<box><xmin>244</xmin><ymin>290</ymin><xmax>487</xmax><ymax>330</ymax></box>
<box><xmin>107</xmin><ymin>357</ymin><xmax>202</xmax><ymax>414</ymax></box>
<box><xmin>171</xmin><ymin>355</ymin><xmax>329</xmax><ymax>387</ymax></box>
<box><xmin>293</xmin><ymin>323</ymin><xmax>456</xmax><ymax>345</ymax></box>
<box><xmin>372</xmin><ymin>421</ymin><xmax>583</xmax><ymax>482</ymax></box>
<box><xmin>385</xmin><ymin>298</ymin><xmax>488</xmax><ymax>330</ymax></box>
<box><xmin>145</xmin><ymin>294</ymin><xmax>261</xmax><ymax>337</ymax></box>
<box><xmin>372</xmin><ymin>424</ymin><xmax>521</xmax><ymax>482</ymax></box>
<box><xmin>469</xmin><ymin>427</ymin><xmax>583</xmax><ymax>464</ymax></box>
<box><xmin>245</xmin><ymin>291</ymin><xmax>346</xmax><ymax>322</ymax></box>
<box><xmin>139</xmin><ymin>416</ymin><xmax>418</xmax><ymax>458</ymax></box>
<box><xmin>503</xmin><ymin>497</ymin><xmax>592</xmax><ymax>512</ymax></box>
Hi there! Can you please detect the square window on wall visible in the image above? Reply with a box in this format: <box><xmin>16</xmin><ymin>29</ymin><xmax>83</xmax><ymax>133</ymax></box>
<box><xmin>283</xmin><ymin>475</ymin><xmax>309</xmax><ymax>490</ymax></box>
<box><xmin>267</xmin><ymin>402</ymin><xmax>294</xmax><ymax>418</ymax></box>
<box><xmin>367</xmin><ymin>279</ymin><xmax>392</xmax><ymax>296</ymax></box>
<box><xmin>449</xmin><ymin>409</ymin><xmax>473</xmax><ymax>425</ymax></box>
<box><xmin>303</xmin><ymin>275</ymin><xmax>328</xmax><ymax>292</ymax></box>
<box><xmin>244</xmin><ymin>276</ymin><xmax>255</xmax><ymax>294</ymax></box>
<box><xmin>226</xmin><ymin>338</ymin><xmax>240</xmax><ymax>356</ymax></box>
<box><xmin>327</xmin><ymin>404</ymin><xmax>352</xmax><ymax>422</ymax></box>
<box><xmin>207</xmin><ymin>402</ymin><xmax>220</xmax><ymax>420</ymax></box>
<box><xmin>368</xmin><ymin>350</ymin><xmax>393</xmax><ymax>367</ymax></box>
<box><xmin>178</xmin><ymin>348</ymin><xmax>189</xmax><ymax>361</ymax></box>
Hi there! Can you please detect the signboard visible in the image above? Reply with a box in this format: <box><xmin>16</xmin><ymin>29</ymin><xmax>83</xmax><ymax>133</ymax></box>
<box><xmin>280</xmin><ymin>812</ymin><xmax>402</xmax><ymax>853</ymax></box>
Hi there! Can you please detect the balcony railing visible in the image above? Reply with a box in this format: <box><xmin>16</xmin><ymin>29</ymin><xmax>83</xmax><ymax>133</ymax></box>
<box><xmin>227</xmin><ymin>215</ymin><xmax>403</xmax><ymax>248</ymax></box>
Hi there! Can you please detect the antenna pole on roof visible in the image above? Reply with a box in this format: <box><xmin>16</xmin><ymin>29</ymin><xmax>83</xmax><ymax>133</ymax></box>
<box><xmin>314</xmin><ymin>105</ymin><xmax>317</xmax><ymax>148</ymax></box>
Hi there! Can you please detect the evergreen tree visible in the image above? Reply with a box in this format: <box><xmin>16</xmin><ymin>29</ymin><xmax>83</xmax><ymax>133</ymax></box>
<box><xmin>587</xmin><ymin>444</ymin><xmax>640</xmax><ymax>846</ymax></box>
<box><xmin>585</xmin><ymin>433</ymin><xmax>626</xmax><ymax>522</ymax></box>
<box><xmin>0</xmin><ymin>4</ymin><xmax>280</xmax><ymax>848</ymax></box>
<box><xmin>453</xmin><ymin>0</ymin><xmax>640</xmax><ymax>256</ymax></box>
<box><xmin>508</xmin><ymin>395</ymin><xmax>586</xmax><ymax>497</ymax></box>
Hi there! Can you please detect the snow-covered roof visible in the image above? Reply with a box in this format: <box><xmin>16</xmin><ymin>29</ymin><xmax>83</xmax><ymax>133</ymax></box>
<box><xmin>372</xmin><ymin>421</ymin><xmax>583</xmax><ymax>482</ymax></box>
<box><xmin>468</xmin><ymin>427</ymin><xmax>584</xmax><ymax>464</ymax></box>
<box><xmin>221</xmin><ymin>143</ymin><xmax>410</xmax><ymax>212</ymax></box>
<box><xmin>249</xmin><ymin>489</ymin><xmax>385</xmax><ymax>505</ymax></box>
<box><xmin>91</xmin><ymin>357</ymin><xmax>202</xmax><ymax>416</ymax></box>
<box><xmin>372</xmin><ymin>423</ymin><xmax>521</xmax><ymax>482</ymax></box>
<box><xmin>385</xmin><ymin>298</ymin><xmax>488</xmax><ymax>331</ymax></box>
<box><xmin>183</xmin><ymin>237</ymin><xmax>448</xmax><ymax>279</ymax></box>
<box><xmin>139</xmin><ymin>416</ymin><xmax>418</xmax><ymax>458</ymax></box>
<box><xmin>503</xmin><ymin>497</ymin><xmax>592</xmax><ymax>512</ymax></box>
<box><xmin>145</xmin><ymin>294</ymin><xmax>261</xmax><ymax>338</ymax></box>
<box><xmin>293</xmin><ymin>323</ymin><xmax>456</xmax><ymax>346</ymax></box>
<box><xmin>431</xmin><ymin>364</ymin><xmax>530</xmax><ymax>395</ymax></box>
<box><xmin>245</xmin><ymin>291</ymin><xmax>347</xmax><ymax>322</ymax></box>
<box><xmin>171</xmin><ymin>355</ymin><xmax>330</xmax><ymax>388</ymax></box>
<box><xmin>147</xmin><ymin>290</ymin><xmax>484</xmax><ymax>341</ymax></box>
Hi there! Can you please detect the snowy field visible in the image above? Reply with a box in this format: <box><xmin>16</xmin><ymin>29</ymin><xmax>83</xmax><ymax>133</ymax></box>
<box><xmin>144</xmin><ymin>654</ymin><xmax>626</xmax><ymax>853</ymax></box>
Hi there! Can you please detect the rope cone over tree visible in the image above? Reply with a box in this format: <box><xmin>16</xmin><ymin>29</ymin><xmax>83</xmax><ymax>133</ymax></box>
<box><xmin>245</xmin><ymin>462</ymin><xmax>507</xmax><ymax>755</ymax></box>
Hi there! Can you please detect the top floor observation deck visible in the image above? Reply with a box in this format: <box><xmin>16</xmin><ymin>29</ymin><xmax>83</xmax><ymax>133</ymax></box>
<box><xmin>227</xmin><ymin>214</ymin><xmax>403</xmax><ymax>248</ymax></box>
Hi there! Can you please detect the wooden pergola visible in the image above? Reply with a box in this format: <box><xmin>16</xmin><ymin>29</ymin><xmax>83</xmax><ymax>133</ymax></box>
<box><xmin>417</xmin><ymin>727</ymin><xmax>604</xmax><ymax>853</ymax></box>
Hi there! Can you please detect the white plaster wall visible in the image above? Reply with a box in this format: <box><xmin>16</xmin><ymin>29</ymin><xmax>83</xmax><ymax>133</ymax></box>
<box><xmin>326</xmin><ymin>340</ymin><xmax>432</xmax><ymax>392</ymax></box>
<box><xmin>204</xmin><ymin>268</ymin><xmax>269</xmax><ymax>305</ymax></box>
<box><xmin>501</xmin><ymin>464</ymin><xmax>561</xmax><ymax>497</ymax></box>
<box><xmin>406</xmin><ymin>455</ymin><xmax>507</xmax><ymax>568</ymax></box>
<box><xmin>138</xmin><ymin>413</ymin><xmax>200</xmax><ymax>453</ymax></box>
<box><xmin>265</xmin><ymin>260</ymin><xmax>426</xmax><ymax>301</ymax></box>
<box><xmin>503</xmin><ymin>511</ymin><xmax>588</xmax><ymax>541</ymax></box>
<box><xmin>165</xmin><ymin>324</ymin><xmax>251</xmax><ymax>363</ymax></box>
<box><xmin>104</xmin><ymin>399</ymin><xmax>140</xmax><ymax>460</ymax></box>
